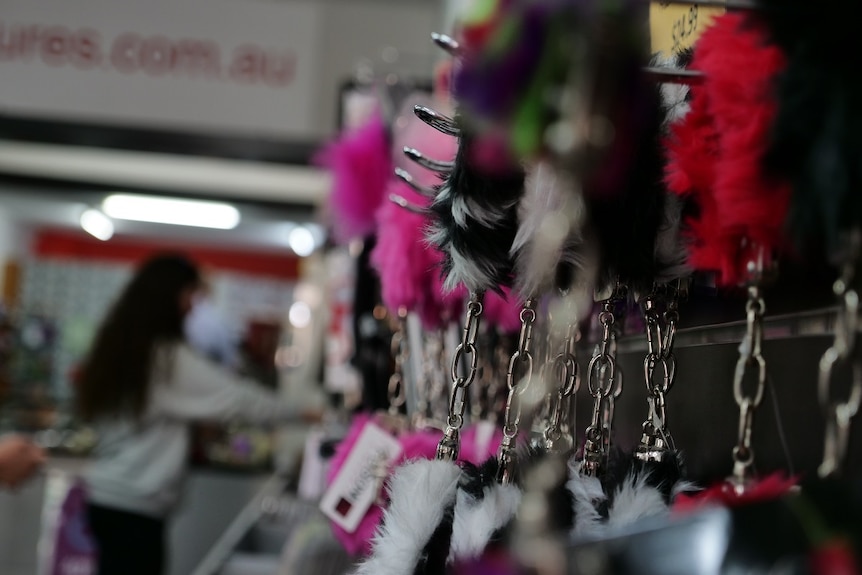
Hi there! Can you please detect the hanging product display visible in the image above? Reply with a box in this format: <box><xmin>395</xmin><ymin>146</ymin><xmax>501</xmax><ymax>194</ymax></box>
<box><xmin>663</xmin><ymin>10</ymin><xmax>794</xmax><ymax>503</ymax></box>
<box><xmin>314</xmin><ymin>0</ymin><xmax>862</xmax><ymax>572</ymax></box>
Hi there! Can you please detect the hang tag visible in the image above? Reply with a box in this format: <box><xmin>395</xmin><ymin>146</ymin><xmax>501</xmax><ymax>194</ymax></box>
<box><xmin>320</xmin><ymin>422</ymin><xmax>403</xmax><ymax>533</ymax></box>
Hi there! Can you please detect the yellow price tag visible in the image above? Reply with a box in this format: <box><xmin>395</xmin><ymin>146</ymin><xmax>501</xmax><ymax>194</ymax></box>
<box><xmin>650</xmin><ymin>3</ymin><xmax>725</xmax><ymax>55</ymax></box>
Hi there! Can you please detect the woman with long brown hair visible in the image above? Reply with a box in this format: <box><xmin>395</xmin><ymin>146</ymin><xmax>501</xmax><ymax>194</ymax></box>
<box><xmin>77</xmin><ymin>253</ymin><xmax>316</xmax><ymax>575</ymax></box>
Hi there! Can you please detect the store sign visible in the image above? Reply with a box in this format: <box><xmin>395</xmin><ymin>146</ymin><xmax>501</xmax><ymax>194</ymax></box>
<box><xmin>650</xmin><ymin>3</ymin><xmax>725</xmax><ymax>55</ymax></box>
<box><xmin>0</xmin><ymin>0</ymin><xmax>322</xmax><ymax>138</ymax></box>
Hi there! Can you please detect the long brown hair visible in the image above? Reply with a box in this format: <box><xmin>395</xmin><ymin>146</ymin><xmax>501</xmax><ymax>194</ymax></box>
<box><xmin>77</xmin><ymin>253</ymin><xmax>201</xmax><ymax>421</ymax></box>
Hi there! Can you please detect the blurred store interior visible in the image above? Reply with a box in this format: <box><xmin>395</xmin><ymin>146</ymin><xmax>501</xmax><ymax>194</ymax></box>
<box><xmin>1</xmin><ymin>0</ymin><xmax>862</xmax><ymax>574</ymax></box>
<box><xmin>0</xmin><ymin>0</ymin><xmax>446</xmax><ymax>573</ymax></box>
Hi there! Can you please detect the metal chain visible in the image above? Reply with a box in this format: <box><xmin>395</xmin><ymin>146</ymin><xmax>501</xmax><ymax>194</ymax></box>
<box><xmin>582</xmin><ymin>297</ymin><xmax>620</xmax><ymax>477</ymax></box>
<box><xmin>818</xmin><ymin>239</ymin><xmax>862</xmax><ymax>478</ymax></box>
<box><xmin>413</xmin><ymin>329</ymin><xmax>447</xmax><ymax>430</ymax></box>
<box><xmin>431</xmin><ymin>329</ymin><xmax>450</xmax><ymax>420</ymax></box>
<box><xmin>436</xmin><ymin>292</ymin><xmax>484</xmax><ymax>461</ymax></box>
<box><xmin>544</xmin><ymin>321</ymin><xmax>581</xmax><ymax>453</ymax></box>
<box><xmin>489</xmin><ymin>338</ymin><xmax>512</xmax><ymax>425</ymax></box>
<box><xmin>729</xmin><ymin>285</ymin><xmax>767</xmax><ymax>491</ymax></box>
<box><xmin>387</xmin><ymin>320</ymin><xmax>408</xmax><ymax>416</ymax></box>
<box><xmin>602</xmin><ymin>326</ymin><xmax>624</xmax><ymax>452</ymax></box>
<box><xmin>496</xmin><ymin>298</ymin><xmax>538</xmax><ymax>485</ymax></box>
<box><xmin>413</xmin><ymin>330</ymin><xmax>433</xmax><ymax>428</ymax></box>
<box><xmin>636</xmin><ymin>285</ymin><xmax>682</xmax><ymax>461</ymax></box>
<box><xmin>530</xmin><ymin>330</ymin><xmax>555</xmax><ymax>449</ymax></box>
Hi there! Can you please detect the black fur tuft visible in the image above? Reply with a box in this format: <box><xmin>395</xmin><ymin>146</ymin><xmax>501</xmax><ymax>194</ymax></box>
<box><xmin>428</xmin><ymin>118</ymin><xmax>525</xmax><ymax>293</ymax></box>
<box><xmin>587</xmin><ymin>80</ymin><xmax>668</xmax><ymax>297</ymax></box>
<box><xmin>458</xmin><ymin>457</ymin><xmax>501</xmax><ymax>500</ymax></box>
<box><xmin>601</xmin><ymin>449</ymin><xmax>686</xmax><ymax>507</ymax></box>
<box><xmin>414</xmin><ymin>503</ymin><xmax>455</xmax><ymax>575</ymax></box>
<box><xmin>758</xmin><ymin>0</ymin><xmax>862</xmax><ymax>260</ymax></box>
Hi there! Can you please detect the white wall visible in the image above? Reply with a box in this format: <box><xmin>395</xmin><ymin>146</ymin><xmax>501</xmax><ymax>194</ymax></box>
<box><xmin>0</xmin><ymin>0</ymin><xmax>443</xmax><ymax>140</ymax></box>
<box><xmin>314</xmin><ymin>0</ymin><xmax>442</xmax><ymax>134</ymax></box>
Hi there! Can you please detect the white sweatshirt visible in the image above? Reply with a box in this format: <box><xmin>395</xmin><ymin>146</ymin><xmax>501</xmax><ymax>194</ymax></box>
<box><xmin>84</xmin><ymin>342</ymin><xmax>300</xmax><ymax>518</ymax></box>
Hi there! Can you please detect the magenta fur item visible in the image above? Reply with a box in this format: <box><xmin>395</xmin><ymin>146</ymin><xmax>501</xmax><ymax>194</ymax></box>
<box><xmin>315</xmin><ymin>112</ymin><xmax>391</xmax><ymax>243</ymax></box>
<box><xmin>326</xmin><ymin>414</ymin><xmax>502</xmax><ymax>557</ymax></box>
<box><xmin>458</xmin><ymin>423</ymin><xmax>503</xmax><ymax>466</ymax></box>
<box><xmin>372</xmin><ymin>104</ymin><xmax>464</xmax><ymax>328</ymax></box>
<box><xmin>370</xmin><ymin>180</ymin><xmax>431</xmax><ymax>315</ymax></box>
<box><xmin>426</xmin><ymin>268</ymin><xmax>466</xmax><ymax>328</ymax></box>
<box><xmin>370</xmin><ymin>179</ymin><xmax>463</xmax><ymax>329</ymax></box>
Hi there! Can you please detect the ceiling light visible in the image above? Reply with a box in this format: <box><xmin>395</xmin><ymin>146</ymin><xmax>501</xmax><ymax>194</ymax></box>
<box><xmin>288</xmin><ymin>225</ymin><xmax>316</xmax><ymax>256</ymax></box>
<box><xmin>102</xmin><ymin>193</ymin><xmax>240</xmax><ymax>229</ymax></box>
<box><xmin>80</xmin><ymin>209</ymin><xmax>114</xmax><ymax>241</ymax></box>
<box><xmin>288</xmin><ymin>301</ymin><xmax>312</xmax><ymax>328</ymax></box>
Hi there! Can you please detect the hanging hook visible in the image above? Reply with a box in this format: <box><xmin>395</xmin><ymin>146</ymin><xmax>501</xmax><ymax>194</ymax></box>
<box><xmin>403</xmin><ymin>147</ymin><xmax>455</xmax><ymax>173</ymax></box>
<box><xmin>414</xmin><ymin>105</ymin><xmax>460</xmax><ymax>137</ymax></box>
<box><xmin>388</xmin><ymin>193</ymin><xmax>429</xmax><ymax>215</ymax></box>
<box><xmin>394</xmin><ymin>167</ymin><xmax>438</xmax><ymax>198</ymax></box>
<box><xmin>431</xmin><ymin>32</ymin><xmax>461</xmax><ymax>56</ymax></box>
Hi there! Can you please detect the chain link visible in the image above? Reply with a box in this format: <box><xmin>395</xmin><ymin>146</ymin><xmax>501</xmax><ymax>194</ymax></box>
<box><xmin>489</xmin><ymin>338</ymin><xmax>512</xmax><ymax>425</ymax></box>
<box><xmin>413</xmin><ymin>330</ymin><xmax>447</xmax><ymax>430</ymax></box>
<box><xmin>387</xmin><ymin>323</ymin><xmax>408</xmax><ymax>414</ymax></box>
<box><xmin>819</xmin><ymin>241</ymin><xmax>862</xmax><ymax>477</ymax></box>
<box><xmin>636</xmin><ymin>285</ymin><xmax>683</xmax><ymax>461</ymax></box>
<box><xmin>582</xmin><ymin>292</ymin><xmax>623</xmax><ymax>477</ymax></box>
<box><xmin>497</xmin><ymin>299</ymin><xmax>538</xmax><ymax>485</ymax></box>
<box><xmin>662</xmin><ymin>290</ymin><xmax>680</xmax><ymax>394</ymax></box>
<box><xmin>601</xmin><ymin>327</ymin><xmax>624</xmax><ymax>453</ymax></box>
<box><xmin>436</xmin><ymin>292</ymin><xmax>484</xmax><ymax>461</ymax></box>
<box><xmin>543</xmin><ymin>321</ymin><xmax>580</xmax><ymax>453</ymax></box>
<box><xmin>529</xmin><ymin>331</ymin><xmax>555</xmax><ymax>449</ymax></box>
<box><xmin>471</xmin><ymin>337</ymin><xmax>489</xmax><ymax>421</ymax></box>
<box><xmin>728</xmin><ymin>285</ymin><xmax>767</xmax><ymax>490</ymax></box>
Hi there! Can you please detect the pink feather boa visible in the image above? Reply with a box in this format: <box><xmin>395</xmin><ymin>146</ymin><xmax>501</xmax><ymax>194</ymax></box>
<box><xmin>316</xmin><ymin>112</ymin><xmax>391</xmax><ymax>244</ymax></box>
<box><xmin>326</xmin><ymin>414</ymin><xmax>502</xmax><ymax>557</ymax></box>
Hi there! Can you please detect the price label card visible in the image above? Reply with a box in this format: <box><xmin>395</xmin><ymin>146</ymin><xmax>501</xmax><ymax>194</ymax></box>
<box><xmin>319</xmin><ymin>422</ymin><xmax>403</xmax><ymax>533</ymax></box>
<box><xmin>650</xmin><ymin>3</ymin><xmax>725</xmax><ymax>55</ymax></box>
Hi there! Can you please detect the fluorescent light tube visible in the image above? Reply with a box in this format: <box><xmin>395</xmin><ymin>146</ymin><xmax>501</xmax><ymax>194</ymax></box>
<box><xmin>80</xmin><ymin>208</ymin><xmax>114</xmax><ymax>241</ymax></box>
<box><xmin>102</xmin><ymin>194</ymin><xmax>241</xmax><ymax>229</ymax></box>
